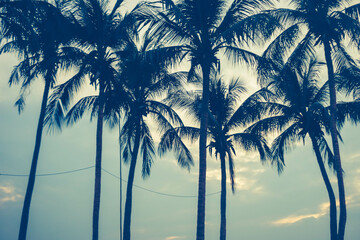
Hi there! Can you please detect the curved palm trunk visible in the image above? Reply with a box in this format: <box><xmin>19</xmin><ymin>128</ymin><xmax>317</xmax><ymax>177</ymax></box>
<box><xmin>123</xmin><ymin>120</ymin><xmax>141</xmax><ymax>240</ymax></box>
<box><xmin>219</xmin><ymin>152</ymin><xmax>227</xmax><ymax>240</ymax></box>
<box><xmin>18</xmin><ymin>74</ymin><xmax>51</xmax><ymax>240</ymax></box>
<box><xmin>92</xmin><ymin>83</ymin><xmax>105</xmax><ymax>240</ymax></box>
<box><xmin>196</xmin><ymin>62</ymin><xmax>210</xmax><ymax>240</ymax></box>
<box><xmin>309</xmin><ymin>133</ymin><xmax>337</xmax><ymax>240</ymax></box>
<box><xmin>324</xmin><ymin>40</ymin><xmax>347</xmax><ymax>240</ymax></box>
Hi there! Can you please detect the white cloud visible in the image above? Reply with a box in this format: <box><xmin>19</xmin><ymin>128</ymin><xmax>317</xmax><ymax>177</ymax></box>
<box><xmin>164</xmin><ymin>236</ymin><xmax>186</xmax><ymax>240</ymax></box>
<box><xmin>205</xmin><ymin>168</ymin><xmax>265</xmax><ymax>193</ymax></box>
<box><xmin>272</xmin><ymin>201</ymin><xmax>330</xmax><ymax>225</ymax></box>
<box><xmin>272</xmin><ymin>212</ymin><xmax>326</xmax><ymax>225</ymax></box>
<box><xmin>0</xmin><ymin>184</ymin><xmax>22</xmax><ymax>206</ymax></box>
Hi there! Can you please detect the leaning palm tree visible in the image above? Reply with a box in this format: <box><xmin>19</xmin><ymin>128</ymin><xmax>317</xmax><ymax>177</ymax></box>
<box><xmin>116</xmin><ymin>35</ymin><xmax>191</xmax><ymax>240</ymax></box>
<box><xmin>159</xmin><ymin>72</ymin><xmax>271</xmax><ymax>240</ymax></box>
<box><xmin>44</xmin><ymin>1</ymin><xmax>154</xmax><ymax>239</ymax></box>
<box><xmin>251</xmin><ymin>57</ymin><xmax>360</xmax><ymax>240</ymax></box>
<box><xmin>264</xmin><ymin>1</ymin><xmax>360</xmax><ymax>237</ymax></box>
<box><xmin>150</xmin><ymin>1</ymin><xmax>278</xmax><ymax>238</ymax></box>
<box><xmin>0</xmin><ymin>1</ymin><xmax>73</xmax><ymax>239</ymax></box>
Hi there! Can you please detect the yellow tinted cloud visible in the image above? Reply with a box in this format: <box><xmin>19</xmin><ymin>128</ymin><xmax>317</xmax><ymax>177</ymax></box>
<box><xmin>165</xmin><ymin>236</ymin><xmax>186</xmax><ymax>240</ymax></box>
<box><xmin>272</xmin><ymin>202</ymin><xmax>329</xmax><ymax>225</ymax></box>
<box><xmin>0</xmin><ymin>185</ymin><xmax>22</xmax><ymax>205</ymax></box>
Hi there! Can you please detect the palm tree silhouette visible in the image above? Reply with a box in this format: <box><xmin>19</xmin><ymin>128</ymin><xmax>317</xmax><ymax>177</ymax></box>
<box><xmin>0</xmin><ymin>1</ymin><xmax>74</xmax><ymax>239</ymax></box>
<box><xmin>265</xmin><ymin>1</ymin><xmax>360</xmax><ymax>237</ymax></box>
<box><xmin>159</xmin><ymin>71</ymin><xmax>271</xmax><ymax>240</ymax></box>
<box><xmin>116</xmin><ymin>35</ymin><xmax>190</xmax><ymax>240</ymax></box>
<box><xmin>44</xmin><ymin>1</ymin><xmax>152</xmax><ymax>239</ymax></box>
<box><xmin>151</xmin><ymin>1</ymin><xmax>277</xmax><ymax>237</ymax></box>
<box><xmin>252</xmin><ymin>57</ymin><xmax>360</xmax><ymax>240</ymax></box>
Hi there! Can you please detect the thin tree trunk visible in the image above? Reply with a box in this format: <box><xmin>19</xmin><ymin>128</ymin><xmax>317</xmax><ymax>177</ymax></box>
<box><xmin>219</xmin><ymin>152</ymin><xmax>227</xmax><ymax>240</ymax></box>
<box><xmin>18</xmin><ymin>74</ymin><xmax>51</xmax><ymax>240</ymax></box>
<box><xmin>119</xmin><ymin>119</ymin><xmax>123</xmax><ymax>240</ymax></box>
<box><xmin>196</xmin><ymin>62</ymin><xmax>210</xmax><ymax>240</ymax></box>
<box><xmin>123</xmin><ymin>120</ymin><xmax>141</xmax><ymax>240</ymax></box>
<box><xmin>92</xmin><ymin>82</ymin><xmax>105</xmax><ymax>240</ymax></box>
<box><xmin>324</xmin><ymin>40</ymin><xmax>347</xmax><ymax>240</ymax></box>
<box><xmin>309</xmin><ymin>133</ymin><xmax>338</xmax><ymax>240</ymax></box>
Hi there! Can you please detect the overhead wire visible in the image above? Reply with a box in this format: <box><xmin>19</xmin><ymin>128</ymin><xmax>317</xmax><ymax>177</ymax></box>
<box><xmin>0</xmin><ymin>166</ymin><xmax>95</xmax><ymax>177</ymax></box>
<box><xmin>0</xmin><ymin>166</ymin><xmax>221</xmax><ymax>198</ymax></box>
<box><xmin>102</xmin><ymin>168</ymin><xmax>221</xmax><ymax>198</ymax></box>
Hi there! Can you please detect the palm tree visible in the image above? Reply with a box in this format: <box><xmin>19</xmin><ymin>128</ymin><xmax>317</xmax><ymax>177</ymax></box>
<box><xmin>159</xmin><ymin>72</ymin><xmax>271</xmax><ymax>240</ymax></box>
<box><xmin>265</xmin><ymin>1</ymin><xmax>360</xmax><ymax>237</ymax></box>
<box><xmin>44</xmin><ymin>1</ymin><xmax>154</xmax><ymax>239</ymax></box>
<box><xmin>251</xmin><ymin>57</ymin><xmax>360</xmax><ymax>240</ymax></box>
<box><xmin>150</xmin><ymin>1</ymin><xmax>278</xmax><ymax>238</ymax></box>
<box><xmin>115</xmin><ymin>36</ymin><xmax>191</xmax><ymax>240</ymax></box>
<box><xmin>0</xmin><ymin>1</ymin><xmax>74</xmax><ymax>239</ymax></box>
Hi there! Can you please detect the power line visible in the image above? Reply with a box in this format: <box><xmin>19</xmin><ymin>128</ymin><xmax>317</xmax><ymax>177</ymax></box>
<box><xmin>102</xmin><ymin>168</ymin><xmax>221</xmax><ymax>198</ymax></box>
<box><xmin>0</xmin><ymin>166</ymin><xmax>221</xmax><ymax>198</ymax></box>
<box><xmin>0</xmin><ymin>166</ymin><xmax>95</xmax><ymax>177</ymax></box>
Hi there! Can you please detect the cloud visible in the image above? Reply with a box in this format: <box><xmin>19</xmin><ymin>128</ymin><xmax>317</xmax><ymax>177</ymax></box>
<box><xmin>271</xmin><ymin>198</ymin><xmax>360</xmax><ymax>226</ymax></box>
<box><xmin>272</xmin><ymin>212</ymin><xmax>326</xmax><ymax>225</ymax></box>
<box><xmin>0</xmin><ymin>185</ymin><xmax>23</xmax><ymax>206</ymax></box>
<box><xmin>205</xmin><ymin>167</ymin><xmax>265</xmax><ymax>192</ymax></box>
<box><xmin>272</xmin><ymin>202</ymin><xmax>329</xmax><ymax>225</ymax></box>
<box><xmin>164</xmin><ymin>236</ymin><xmax>186</xmax><ymax>240</ymax></box>
<box><xmin>349</xmin><ymin>152</ymin><xmax>360</xmax><ymax>160</ymax></box>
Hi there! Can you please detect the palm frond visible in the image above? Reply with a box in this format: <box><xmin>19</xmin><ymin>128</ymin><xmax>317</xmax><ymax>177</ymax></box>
<box><xmin>48</xmin><ymin>68</ymin><xmax>87</xmax><ymax>112</ymax></box>
<box><xmin>245</xmin><ymin>114</ymin><xmax>294</xmax><ymax>135</ymax></box>
<box><xmin>332</xmin><ymin>43</ymin><xmax>357</xmax><ymax>71</ymax></box>
<box><xmin>336</xmin><ymin>100</ymin><xmax>360</xmax><ymax>126</ymax></box>
<box><xmin>225</xmin><ymin>147</ymin><xmax>236</xmax><ymax>193</ymax></box>
<box><xmin>148</xmin><ymin>100</ymin><xmax>184</xmax><ymax>127</ymax></box>
<box><xmin>223</xmin><ymin>45</ymin><xmax>260</xmax><ymax>66</ymax></box>
<box><xmin>271</xmin><ymin>122</ymin><xmax>301</xmax><ymax>174</ymax></box>
<box><xmin>336</xmin><ymin>64</ymin><xmax>360</xmax><ymax>98</ymax></box>
<box><xmin>217</xmin><ymin>0</ymin><xmax>274</xmax><ymax>36</ymax></box>
<box><xmin>222</xmin><ymin>12</ymin><xmax>281</xmax><ymax>44</ymax></box>
<box><xmin>158</xmin><ymin>125</ymin><xmax>197</xmax><ymax>170</ymax></box>
<box><xmin>140</xmin><ymin>121</ymin><xmax>155</xmax><ymax>178</ymax></box>
<box><xmin>14</xmin><ymin>92</ymin><xmax>26</xmax><ymax>114</ymax></box>
<box><xmin>343</xmin><ymin>3</ymin><xmax>360</xmax><ymax>22</ymax></box>
<box><xmin>226</xmin><ymin>89</ymin><xmax>280</xmax><ymax>131</ymax></box>
<box><xmin>315</xmin><ymin>134</ymin><xmax>335</xmax><ymax>171</ymax></box>
<box><xmin>66</xmin><ymin>95</ymin><xmax>98</xmax><ymax>125</ymax></box>
<box><xmin>262</xmin><ymin>23</ymin><xmax>301</xmax><ymax>65</ymax></box>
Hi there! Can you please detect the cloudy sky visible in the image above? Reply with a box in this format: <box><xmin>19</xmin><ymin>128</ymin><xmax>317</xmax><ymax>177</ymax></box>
<box><xmin>1</xmin><ymin>1</ymin><xmax>360</xmax><ymax>240</ymax></box>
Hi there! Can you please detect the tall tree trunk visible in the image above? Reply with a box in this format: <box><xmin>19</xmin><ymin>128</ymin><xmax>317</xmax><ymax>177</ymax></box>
<box><xmin>18</xmin><ymin>73</ymin><xmax>51</xmax><ymax>240</ymax></box>
<box><xmin>123</xmin><ymin>120</ymin><xmax>141</xmax><ymax>240</ymax></box>
<box><xmin>196</xmin><ymin>61</ymin><xmax>210</xmax><ymax>240</ymax></box>
<box><xmin>119</xmin><ymin>120</ymin><xmax>123</xmax><ymax>240</ymax></box>
<box><xmin>309</xmin><ymin>133</ymin><xmax>338</xmax><ymax>240</ymax></box>
<box><xmin>92</xmin><ymin>82</ymin><xmax>105</xmax><ymax>240</ymax></box>
<box><xmin>324</xmin><ymin>40</ymin><xmax>347</xmax><ymax>240</ymax></box>
<box><xmin>219</xmin><ymin>152</ymin><xmax>227</xmax><ymax>240</ymax></box>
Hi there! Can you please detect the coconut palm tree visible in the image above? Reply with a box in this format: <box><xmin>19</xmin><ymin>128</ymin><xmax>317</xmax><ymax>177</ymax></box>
<box><xmin>150</xmin><ymin>1</ymin><xmax>278</xmax><ymax>238</ymax></box>
<box><xmin>264</xmin><ymin>1</ymin><xmax>360</xmax><ymax>237</ymax></box>
<box><xmin>43</xmin><ymin>1</ymin><xmax>155</xmax><ymax>239</ymax></box>
<box><xmin>159</xmin><ymin>72</ymin><xmax>271</xmax><ymax>240</ymax></box>
<box><xmin>252</xmin><ymin>56</ymin><xmax>360</xmax><ymax>240</ymax></box>
<box><xmin>253</xmin><ymin>58</ymin><xmax>338</xmax><ymax>239</ymax></box>
<box><xmin>0</xmin><ymin>1</ymin><xmax>74</xmax><ymax>239</ymax></box>
<box><xmin>115</xmin><ymin>35</ymin><xmax>190</xmax><ymax>240</ymax></box>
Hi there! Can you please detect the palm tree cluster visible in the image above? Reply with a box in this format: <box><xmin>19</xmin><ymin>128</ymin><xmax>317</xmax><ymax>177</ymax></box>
<box><xmin>1</xmin><ymin>0</ymin><xmax>360</xmax><ymax>240</ymax></box>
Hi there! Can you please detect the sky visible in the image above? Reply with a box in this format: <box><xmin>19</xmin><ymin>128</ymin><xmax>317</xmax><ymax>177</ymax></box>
<box><xmin>1</xmin><ymin>1</ymin><xmax>360</xmax><ymax>240</ymax></box>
